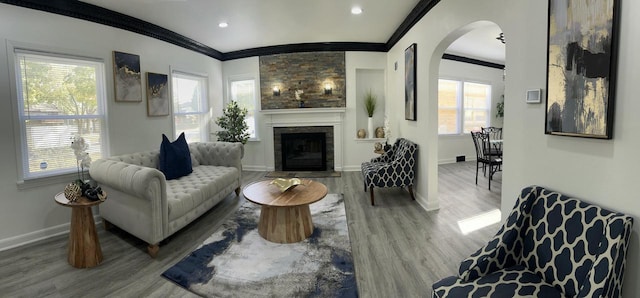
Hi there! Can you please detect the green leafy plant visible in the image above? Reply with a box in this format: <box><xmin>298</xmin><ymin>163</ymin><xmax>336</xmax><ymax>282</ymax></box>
<box><xmin>364</xmin><ymin>89</ymin><xmax>377</xmax><ymax>117</ymax></box>
<box><xmin>496</xmin><ymin>95</ymin><xmax>504</xmax><ymax>118</ymax></box>
<box><xmin>215</xmin><ymin>101</ymin><xmax>249</xmax><ymax>144</ymax></box>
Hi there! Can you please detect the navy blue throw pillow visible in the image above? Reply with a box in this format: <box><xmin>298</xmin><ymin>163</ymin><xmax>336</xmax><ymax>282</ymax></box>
<box><xmin>159</xmin><ymin>132</ymin><xmax>193</xmax><ymax>180</ymax></box>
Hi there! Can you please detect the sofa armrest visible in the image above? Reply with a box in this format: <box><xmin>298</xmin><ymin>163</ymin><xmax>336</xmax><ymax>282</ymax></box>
<box><xmin>89</xmin><ymin>159</ymin><xmax>167</xmax><ymax>201</ymax></box>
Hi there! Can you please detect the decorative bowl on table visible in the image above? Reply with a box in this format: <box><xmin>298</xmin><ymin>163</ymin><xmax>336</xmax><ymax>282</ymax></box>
<box><xmin>270</xmin><ymin>178</ymin><xmax>303</xmax><ymax>192</ymax></box>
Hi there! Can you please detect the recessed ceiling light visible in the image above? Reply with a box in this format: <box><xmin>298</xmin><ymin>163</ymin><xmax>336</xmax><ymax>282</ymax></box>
<box><xmin>351</xmin><ymin>7</ymin><xmax>363</xmax><ymax>15</ymax></box>
<box><xmin>218</xmin><ymin>22</ymin><xmax>228</xmax><ymax>28</ymax></box>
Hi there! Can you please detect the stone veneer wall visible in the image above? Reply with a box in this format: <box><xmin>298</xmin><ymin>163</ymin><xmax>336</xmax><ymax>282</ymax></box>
<box><xmin>260</xmin><ymin>52</ymin><xmax>346</xmax><ymax>109</ymax></box>
<box><xmin>273</xmin><ymin>126</ymin><xmax>334</xmax><ymax>171</ymax></box>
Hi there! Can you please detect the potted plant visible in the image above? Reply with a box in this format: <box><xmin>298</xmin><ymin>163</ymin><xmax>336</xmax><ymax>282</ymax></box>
<box><xmin>364</xmin><ymin>89</ymin><xmax>377</xmax><ymax>138</ymax></box>
<box><xmin>215</xmin><ymin>101</ymin><xmax>250</xmax><ymax>144</ymax></box>
<box><xmin>496</xmin><ymin>95</ymin><xmax>504</xmax><ymax>118</ymax></box>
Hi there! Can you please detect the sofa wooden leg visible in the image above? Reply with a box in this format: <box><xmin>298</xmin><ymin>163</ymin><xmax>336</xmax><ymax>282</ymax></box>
<box><xmin>147</xmin><ymin>244</ymin><xmax>159</xmax><ymax>258</ymax></box>
<box><xmin>369</xmin><ymin>188</ymin><xmax>375</xmax><ymax>206</ymax></box>
<box><xmin>408</xmin><ymin>186</ymin><xmax>416</xmax><ymax>200</ymax></box>
<box><xmin>235</xmin><ymin>187</ymin><xmax>240</xmax><ymax>196</ymax></box>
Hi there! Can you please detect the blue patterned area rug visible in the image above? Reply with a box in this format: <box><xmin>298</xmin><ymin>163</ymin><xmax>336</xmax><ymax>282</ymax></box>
<box><xmin>162</xmin><ymin>193</ymin><xmax>358</xmax><ymax>297</ymax></box>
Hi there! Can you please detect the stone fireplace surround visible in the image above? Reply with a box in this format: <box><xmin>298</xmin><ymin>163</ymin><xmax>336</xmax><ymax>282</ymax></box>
<box><xmin>262</xmin><ymin>108</ymin><xmax>345</xmax><ymax>171</ymax></box>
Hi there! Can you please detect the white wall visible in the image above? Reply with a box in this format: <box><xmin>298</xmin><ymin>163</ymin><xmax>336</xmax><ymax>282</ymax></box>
<box><xmin>438</xmin><ymin>59</ymin><xmax>504</xmax><ymax>164</ymax></box>
<box><xmin>386</xmin><ymin>0</ymin><xmax>639</xmax><ymax>296</ymax></box>
<box><xmin>0</xmin><ymin>4</ymin><xmax>223</xmax><ymax>249</ymax></box>
<box><xmin>220</xmin><ymin>57</ymin><xmax>265</xmax><ymax>171</ymax></box>
<box><xmin>340</xmin><ymin>52</ymin><xmax>389</xmax><ymax>170</ymax></box>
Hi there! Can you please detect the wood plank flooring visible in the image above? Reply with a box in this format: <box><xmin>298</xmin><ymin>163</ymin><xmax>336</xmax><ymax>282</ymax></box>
<box><xmin>0</xmin><ymin>161</ymin><xmax>502</xmax><ymax>297</ymax></box>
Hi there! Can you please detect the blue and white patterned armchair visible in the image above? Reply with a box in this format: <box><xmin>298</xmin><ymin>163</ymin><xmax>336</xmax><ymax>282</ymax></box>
<box><xmin>432</xmin><ymin>186</ymin><xmax>633</xmax><ymax>298</ymax></box>
<box><xmin>361</xmin><ymin>138</ymin><xmax>418</xmax><ymax>206</ymax></box>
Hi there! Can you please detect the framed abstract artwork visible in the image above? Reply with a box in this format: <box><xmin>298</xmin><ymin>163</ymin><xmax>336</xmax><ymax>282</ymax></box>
<box><xmin>405</xmin><ymin>43</ymin><xmax>417</xmax><ymax>121</ymax></box>
<box><xmin>146</xmin><ymin>72</ymin><xmax>169</xmax><ymax>116</ymax></box>
<box><xmin>113</xmin><ymin>51</ymin><xmax>142</xmax><ymax>102</ymax></box>
<box><xmin>545</xmin><ymin>0</ymin><xmax>620</xmax><ymax>139</ymax></box>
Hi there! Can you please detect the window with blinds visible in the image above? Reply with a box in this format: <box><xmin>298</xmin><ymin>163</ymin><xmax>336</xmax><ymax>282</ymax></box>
<box><xmin>438</xmin><ymin>79</ymin><xmax>492</xmax><ymax>135</ymax></box>
<box><xmin>229</xmin><ymin>78</ymin><xmax>257</xmax><ymax>139</ymax></box>
<box><xmin>172</xmin><ymin>71</ymin><xmax>209</xmax><ymax>142</ymax></box>
<box><xmin>14</xmin><ymin>50</ymin><xmax>107</xmax><ymax>179</ymax></box>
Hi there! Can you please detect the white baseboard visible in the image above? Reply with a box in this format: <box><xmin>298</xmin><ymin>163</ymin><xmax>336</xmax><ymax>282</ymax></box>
<box><xmin>415</xmin><ymin>192</ymin><xmax>440</xmax><ymax>211</ymax></box>
<box><xmin>0</xmin><ymin>215</ymin><xmax>102</xmax><ymax>252</ymax></box>
<box><xmin>341</xmin><ymin>165</ymin><xmax>362</xmax><ymax>172</ymax></box>
<box><xmin>242</xmin><ymin>165</ymin><xmax>268</xmax><ymax>171</ymax></box>
<box><xmin>439</xmin><ymin>158</ymin><xmax>457</xmax><ymax>165</ymax></box>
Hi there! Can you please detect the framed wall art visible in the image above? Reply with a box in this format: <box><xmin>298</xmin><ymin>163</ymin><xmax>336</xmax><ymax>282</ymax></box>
<box><xmin>545</xmin><ymin>0</ymin><xmax>620</xmax><ymax>139</ymax></box>
<box><xmin>113</xmin><ymin>51</ymin><xmax>142</xmax><ymax>102</ymax></box>
<box><xmin>146</xmin><ymin>72</ymin><xmax>169</xmax><ymax>116</ymax></box>
<box><xmin>405</xmin><ymin>43</ymin><xmax>417</xmax><ymax>121</ymax></box>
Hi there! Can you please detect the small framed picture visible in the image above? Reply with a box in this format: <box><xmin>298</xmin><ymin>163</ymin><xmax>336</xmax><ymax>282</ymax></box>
<box><xmin>146</xmin><ymin>72</ymin><xmax>169</xmax><ymax>116</ymax></box>
<box><xmin>526</xmin><ymin>89</ymin><xmax>541</xmax><ymax>104</ymax></box>
<box><xmin>113</xmin><ymin>51</ymin><xmax>142</xmax><ymax>102</ymax></box>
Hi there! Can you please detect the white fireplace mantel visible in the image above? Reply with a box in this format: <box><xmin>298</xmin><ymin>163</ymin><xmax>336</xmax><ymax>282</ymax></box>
<box><xmin>262</xmin><ymin>108</ymin><xmax>346</xmax><ymax>171</ymax></box>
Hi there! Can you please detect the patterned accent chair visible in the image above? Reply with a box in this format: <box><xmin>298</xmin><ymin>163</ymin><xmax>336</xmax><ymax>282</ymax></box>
<box><xmin>361</xmin><ymin>138</ymin><xmax>418</xmax><ymax>206</ymax></box>
<box><xmin>432</xmin><ymin>186</ymin><xmax>633</xmax><ymax>298</ymax></box>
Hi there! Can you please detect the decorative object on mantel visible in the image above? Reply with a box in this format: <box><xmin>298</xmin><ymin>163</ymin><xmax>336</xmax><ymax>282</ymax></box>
<box><xmin>269</xmin><ymin>178</ymin><xmax>303</xmax><ymax>192</ymax></box>
<box><xmin>375</xmin><ymin>127</ymin><xmax>385</xmax><ymax>138</ymax></box>
<box><xmin>294</xmin><ymin>88</ymin><xmax>305</xmax><ymax>108</ymax></box>
<box><xmin>545</xmin><ymin>0</ymin><xmax>619</xmax><ymax>139</ymax></box>
<box><xmin>215</xmin><ymin>101</ymin><xmax>250</xmax><ymax>144</ymax></box>
<box><xmin>364</xmin><ymin>89</ymin><xmax>377</xmax><ymax>138</ymax></box>
<box><xmin>374</xmin><ymin>142</ymin><xmax>383</xmax><ymax>151</ymax></box>
<box><xmin>383</xmin><ymin>116</ymin><xmax>392</xmax><ymax>151</ymax></box>
<box><xmin>357</xmin><ymin>129</ymin><xmax>366</xmax><ymax>139</ymax></box>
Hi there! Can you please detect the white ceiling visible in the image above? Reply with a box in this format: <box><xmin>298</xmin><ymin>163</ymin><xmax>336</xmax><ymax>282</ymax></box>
<box><xmin>446</xmin><ymin>23</ymin><xmax>505</xmax><ymax>64</ymax></box>
<box><xmin>80</xmin><ymin>0</ymin><xmax>505</xmax><ymax>63</ymax></box>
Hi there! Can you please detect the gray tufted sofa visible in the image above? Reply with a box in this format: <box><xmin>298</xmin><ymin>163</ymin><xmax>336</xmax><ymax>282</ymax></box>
<box><xmin>89</xmin><ymin>142</ymin><xmax>243</xmax><ymax>257</ymax></box>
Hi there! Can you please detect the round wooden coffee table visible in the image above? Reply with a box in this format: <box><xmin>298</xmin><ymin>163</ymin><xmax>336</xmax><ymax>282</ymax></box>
<box><xmin>54</xmin><ymin>192</ymin><xmax>106</xmax><ymax>268</ymax></box>
<box><xmin>243</xmin><ymin>179</ymin><xmax>327</xmax><ymax>243</ymax></box>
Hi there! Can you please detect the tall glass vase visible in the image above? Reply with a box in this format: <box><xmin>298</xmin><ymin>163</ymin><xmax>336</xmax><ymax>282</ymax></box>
<box><xmin>367</xmin><ymin>117</ymin><xmax>374</xmax><ymax>139</ymax></box>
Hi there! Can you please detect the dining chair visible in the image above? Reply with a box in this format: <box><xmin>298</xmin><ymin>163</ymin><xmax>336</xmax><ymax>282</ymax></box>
<box><xmin>481</xmin><ymin>126</ymin><xmax>502</xmax><ymax>157</ymax></box>
<box><xmin>471</xmin><ymin>131</ymin><xmax>502</xmax><ymax>190</ymax></box>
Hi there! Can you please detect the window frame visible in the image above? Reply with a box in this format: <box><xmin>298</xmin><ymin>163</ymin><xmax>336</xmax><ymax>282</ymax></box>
<box><xmin>170</xmin><ymin>68</ymin><xmax>210</xmax><ymax>142</ymax></box>
<box><xmin>438</xmin><ymin>78</ymin><xmax>492</xmax><ymax>135</ymax></box>
<box><xmin>227</xmin><ymin>74</ymin><xmax>260</xmax><ymax>141</ymax></box>
<box><xmin>8</xmin><ymin>43</ymin><xmax>109</xmax><ymax>185</ymax></box>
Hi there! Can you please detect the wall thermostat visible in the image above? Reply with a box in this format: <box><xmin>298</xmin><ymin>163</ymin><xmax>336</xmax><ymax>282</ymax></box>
<box><xmin>526</xmin><ymin>89</ymin><xmax>542</xmax><ymax>103</ymax></box>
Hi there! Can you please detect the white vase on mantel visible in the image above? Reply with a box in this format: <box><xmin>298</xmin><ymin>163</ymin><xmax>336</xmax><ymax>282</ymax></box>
<box><xmin>367</xmin><ymin>117</ymin><xmax>374</xmax><ymax>139</ymax></box>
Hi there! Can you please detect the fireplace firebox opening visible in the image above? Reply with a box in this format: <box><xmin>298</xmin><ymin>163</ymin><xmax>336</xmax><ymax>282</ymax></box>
<box><xmin>281</xmin><ymin>132</ymin><xmax>327</xmax><ymax>171</ymax></box>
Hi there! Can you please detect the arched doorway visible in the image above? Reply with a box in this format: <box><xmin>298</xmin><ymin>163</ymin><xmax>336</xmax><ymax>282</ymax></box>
<box><xmin>433</xmin><ymin>21</ymin><xmax>506</xmax><ymax>230</ymax></box>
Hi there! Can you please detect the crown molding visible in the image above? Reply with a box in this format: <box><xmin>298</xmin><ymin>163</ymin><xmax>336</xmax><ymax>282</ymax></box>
<box><xmin>224</xmin><ymin>42</ymin><xmax>386</xmax><ymax>60</ymax></box>
<box><xmin>385</xmin><ymin>0</ymin><xmax>441</xmax><ymax>50</ymax></box>
<box><xmin>442</xmin><ymin>54</ymin><xmax>505</xmax><ymax>69</ymax></box>
<box><xmin>0</xmin><ymin>0</ymin><xmax>224</xmax><ymax>60</ymax></box>
<box><xmin>1</xmin><ymin>0</ymin><xmax>444</xmax><ymax>61</ymax></box>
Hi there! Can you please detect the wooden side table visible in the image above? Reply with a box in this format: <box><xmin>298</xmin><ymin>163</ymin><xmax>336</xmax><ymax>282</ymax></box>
<box><xmin>243</xmin><ymin>179</ymin><xmax>327</xmax><ymax>243</ymax></box>
<box><xmin>54</xmin><ymin>191</ymin><xmax>106</xmax><ymax>268</ymax></box>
